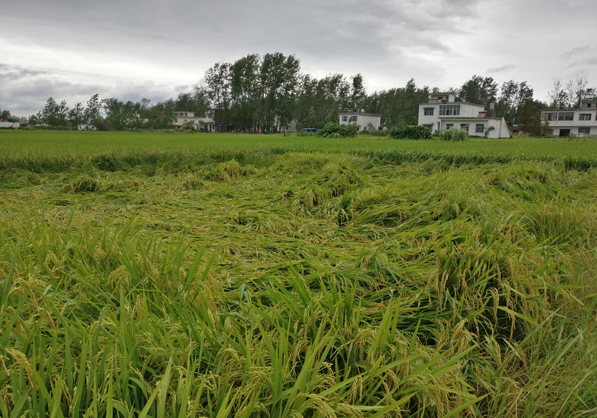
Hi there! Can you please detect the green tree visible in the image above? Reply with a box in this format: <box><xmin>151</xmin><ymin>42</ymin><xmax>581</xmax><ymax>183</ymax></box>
<box><xmin>84</xmin><ymin>94</ymin><xmax>103</xmax><ymax>126</ymax></box>
<box><xmin>458</xmin><ymin>75</ymin><xmax>498</xmax><ymax>109</ymax></box>
<box><xmin>41</xmin><ymin>97</ymin><xmax>69</xmax><ymax>126</ymax></box>
<box><xmin>519</xmin><ymin>99</ymin><xmax>550</xmax><ymax>136</ymax></box>
<box><xmin>67</xmin><ymin>102</ymin><xmax>85</xmax><ymax>126</ymax></box>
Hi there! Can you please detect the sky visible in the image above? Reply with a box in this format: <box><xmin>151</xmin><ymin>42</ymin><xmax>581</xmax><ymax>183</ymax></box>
<box><xmin>1</xmin><ymin>0</ymin><xmax>596</xmax><ymax>117</ymax></box>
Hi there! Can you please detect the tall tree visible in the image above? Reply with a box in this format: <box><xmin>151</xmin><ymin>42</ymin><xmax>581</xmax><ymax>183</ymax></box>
<box><xmin>41</xmin><ymin>97</ymin><xmax>69</xmax><ymax>126</ymax></box>
<box><xmin>458</xmin><ymin>75</ymin><xmax>498</xmax><ymax>110</ymax></box>
<box><xmin>84</xmin><ymin>94</ymin><xmax>102</xmax><ymax>126</ymax></box>
<box><xmin>67</xmin><ymin>102</ymin><xmax>85</xmax><ymax>126</ymax></box>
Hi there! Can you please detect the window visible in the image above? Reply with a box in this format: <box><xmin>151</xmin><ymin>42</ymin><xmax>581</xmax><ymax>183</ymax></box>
<box><xmin>342</xmin><ymin>116</ymin><xmax>348</xmax><ymax>122</ymax></box>
<box><xmin>542</xmin><ymin>113</ymin><xmax>557</xmax><ymax>121</ymax></box>
<box><xmin>579</xmin><ymin>114</ymin><xmax>592</xmax><ymax>121</ymax></box>
<box><xmin>424</xmin><ymin>108</ymin><xmax>434</xmax><ymax>116</ymax></box>
<box><xmin>446</xmin><ymin>123</ymin><xmax>453</xmax><ymax>129</ymax></box>
<box><xmin>423</xmin><ymin>124</ymin><xmax>433</xmax><ymax>131</ymax></box>
<box><xmin>558</xmin><ymin>113</ymin><xmax>574</xmax><ymax>121</ymax></box>
<box><xmin>588</xmin><ymin>103</ymin><xmax>592</xmax><ymax>108</ymax></box>
<box><xmin>350</xmin><ymin>116</ymin><xmax>358</xmax><ymax>123</ymax></box>
<box><xmin>475</xmin><ymin>124</ymin><xmax>484</xmax><ymax>133</ymax></box>
<box><xmin>439</xmin><ymin>105</ymin><xmax>461</xmax><ymax>116</ymax></box>
<box><xmin>579</xmin><ymin>127</ymin><xmax>591</xmax><ymax>134</ymax></box>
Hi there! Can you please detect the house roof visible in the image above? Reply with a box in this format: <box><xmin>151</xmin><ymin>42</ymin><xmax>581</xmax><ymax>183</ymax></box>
<box><xmin>420</xmin><ymin>101</ymin><xmax>485</xmax><ymax>107</ymax></box>
<box><xmin>438</xmin><ymin>117</ymin><xmax>504</xmax><ymax>121</ymax></box>
<box><xmin>339</xmin><ymin>112</ymin><xmax>381</xmax><ymax>117</ymax></box>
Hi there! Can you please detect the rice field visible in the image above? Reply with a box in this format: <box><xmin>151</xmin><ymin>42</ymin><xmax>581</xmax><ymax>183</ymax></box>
<box><xmin>1</xmin><ymin>130</ymin><xmax>596</xmax><ymax>417</ymax></box>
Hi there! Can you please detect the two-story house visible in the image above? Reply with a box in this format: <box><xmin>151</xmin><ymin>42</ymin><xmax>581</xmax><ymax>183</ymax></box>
<box><xmin>541</xmin><ymin>99</ymin><xmax>597</xmax><ymax>137</ymax></box>
<box><xmin>339</xmin><ymin>108</ymin><xmax>381</xmax><ymax>132</ymax></box>
<box><xmin>173</xmin><ymin>111</ymin><xmax>215</xmax><ymax>132</ymax></box>
<box><xmin>418</xmin><ymin>92</ymin><xmax>510</xmax><ymax>138</ymax></box>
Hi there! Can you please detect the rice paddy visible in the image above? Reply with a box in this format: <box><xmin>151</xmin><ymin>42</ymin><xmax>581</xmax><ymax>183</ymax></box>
<box><xmin>1</xmin><ymin>130</ymin><xmax>596</xmax><ymax>417</ymax></box>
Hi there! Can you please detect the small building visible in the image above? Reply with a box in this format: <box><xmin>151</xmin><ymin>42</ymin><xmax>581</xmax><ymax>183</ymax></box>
<box><xmin>173</xmin><ymin>111</ymin><xmax>215</xmax><ymax>132</ymax></box>
<box><xmin>418</xmin><ymin>92</ymin><xmax>510</xmax><ymax>138</ymax></box>
<box><xmin>339</xmin><ymin>108</ymin><xmax>381</xmax><ymax>132</ymax></box>
<box><xmin>78</xmin><ymin>124</ymin><xmax>97</xmax><ymax>131</ymax></box>
<box><xmin>0</xmin><ymin>120</ymin><xmax>19</xmax><ymax>129</ymax></box>
<box><xmin>541</xmin><ymin>98</ymin><xmax>597</xmax><ymax>137</ymax></box>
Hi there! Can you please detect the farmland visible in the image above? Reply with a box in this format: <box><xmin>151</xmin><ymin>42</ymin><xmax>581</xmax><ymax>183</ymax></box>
<box><xmin>1</xmin><ymin>130</ymin><xmax>597</xmax><ymax>417</ymax></box>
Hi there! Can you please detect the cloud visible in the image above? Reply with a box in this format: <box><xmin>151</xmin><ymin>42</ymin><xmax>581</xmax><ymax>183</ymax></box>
<box><xmin>560</xmin><ymin>46</ymin><xmax>593</xmax><ymax>60</ymax></box>
<box><xmin>486</xmin><ymin>65</ymin><xmax>516</xmax><ymax>74</ymax></box>
<box><xmin>1</xmin><ymin>0</ymin><xmax>596</xmax><ymax>114</ymax></box>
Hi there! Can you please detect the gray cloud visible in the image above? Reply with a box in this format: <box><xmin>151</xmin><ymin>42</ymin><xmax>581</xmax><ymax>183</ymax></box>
<box><xmin>560</xmin><ymin>46</ymin><xmax>593</xmax><ymax>60</ymax></box>
<box><xmin>486</xmin><ymin>65</ymin><xmax>516</xmax><ymax>74</ymax></box>
<box><xmin>1</xmin><ymin>0</ymin><xmax>596</xmax><ymax>114</ymax></box>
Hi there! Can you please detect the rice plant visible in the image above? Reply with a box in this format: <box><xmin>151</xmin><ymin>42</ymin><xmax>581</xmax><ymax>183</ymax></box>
<box><xmin>1</xmin><ymin>131</ymin><xmax>596</xmax><ymax>417</ymax></box>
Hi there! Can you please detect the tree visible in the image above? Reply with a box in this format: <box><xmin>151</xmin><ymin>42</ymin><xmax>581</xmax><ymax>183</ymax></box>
<box><xmin>519</xmin><ymin>99</ymin><xmax>550</xmax><ymax>136</ymax></box>
<box><xmin>67</xmin><ymin>102</ymin><xmax>85</xmax><ymax>126</ymax></box>
<box><xmin>258</xmin><ymin>52</ymin><xmax>301</xmax><ymax>132</ymax></box>
<box><xmin>40</xmin><ymin>97</ymin><xmax>69</xmax><ymax>126</ymax></box>
<box><xmin>295</xmin><ymin>74</ymin><xmax>350</xmax><ymax>129</ymax></box>
<box><xmin>458</xmin><ymin>75</ymin><xmax>498</xmax><ymax>110</ymax></box>
<box><xmin>362</xmin><ymin>79</ymin><xmax>429</xmax><ymax>127</ymax></box>
<box><xmin>84</xmin><ymin>94</ymin><xmax>103</xmax><ymax>126</ymax></box>
<box><xmin>0</xmin><ymin>109</ymin><xmax>19</xmax><ymax>122</ymax></box>
<box><xmin>349</xmin><ymin>73</ymin><xmax>366</xmax><ymax>107</ymax></box>
<box><xmin>496</xmin><ymin>80</ymin><xmax>534</xmax><ymax>125</ymax></box>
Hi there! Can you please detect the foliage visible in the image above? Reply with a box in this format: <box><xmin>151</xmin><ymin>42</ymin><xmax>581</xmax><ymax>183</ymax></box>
<box><xmin>316</xmin><ymin>122</ymin><xmax>358</xmax><ymax>138</ymax></box>
<box><xmin>484</xmin><ymin>126</ymin><xmax>496</xmax><ymax>138</ymax></box>
<box><xmin>0</xmin><ymin>136</ymin><xmax>596</xmax><ymax>417</ymax></box>
<box><xmin>519</xmin><ymin>100</ymin><xmax>552</xmax><ymax>136</ymax></box>
<box><xmin>389</xmin><ymin>124</ymin><xmax>432</xmax><ymax>140</ymax></box>
<box><xmin>0</xmin><ymin>109</ymin><xmax>19</xmax><ymax>122</ymax></box>
<box><xmin>363</xmin><ymin>78</ymin><xmax>429</xmax><ymax>126</ymax></box>
<box><xmin>440</xmin><ymin>127</ymin><xmax>469</xmax><ymax>141</ymax></box>
<box><xmin>458</xmin><ymin>75</ymin><xmax>498</xmax><ymax>108</ymax></box>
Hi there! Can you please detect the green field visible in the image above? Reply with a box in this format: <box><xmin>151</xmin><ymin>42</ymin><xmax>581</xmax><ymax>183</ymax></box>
<box><xmin>1</xmin><ymin>131</ymin><xmax>596</xmax><ymax>417</ymax></box>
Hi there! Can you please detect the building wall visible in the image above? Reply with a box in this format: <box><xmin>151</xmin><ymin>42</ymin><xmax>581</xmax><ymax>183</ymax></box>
<box><xmin>541</xmin><ymin>109</ymin><xmax>597</xmax><ymax>136</ymax></box>
<box><xmin>339</xmin><ymin>114</ymin><xmax>381</xmax><ymax>131</ymax></box>
<box><xmin>418</xmin><ymin>103</ymin><xmax>485</xmax><ymax>133</ymax></box>
<box><xmin>437</xmin><ymin>118</ymin><xmax>509</xmax><ymax>138</ymax></box>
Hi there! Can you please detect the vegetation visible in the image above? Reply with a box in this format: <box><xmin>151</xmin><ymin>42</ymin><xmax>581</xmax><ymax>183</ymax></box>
<box><xmin>316</xmin><ymin>122</ymin><xmax>359</xmax><ymax>138</ymax></box>
<box><xmin>389</xmin><ymin>125</ymin><xmax>432</xmax><ymax>140</ymax></box>
<box><xmin>0</xmin><ymin>130</ymin><xmax>596</xmax><ymax>417</ymax></box>
<box><xmin>440</xmin><ymin>128</ymin><xmax>468</xmax><ymax>142</ymax></box>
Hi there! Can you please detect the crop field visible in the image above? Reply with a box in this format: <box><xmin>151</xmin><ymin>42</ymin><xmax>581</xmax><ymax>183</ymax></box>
<box><xmin>1</xmin><ymin>130</ymin><xmax>597</xmax><ymax>417</ymax></box>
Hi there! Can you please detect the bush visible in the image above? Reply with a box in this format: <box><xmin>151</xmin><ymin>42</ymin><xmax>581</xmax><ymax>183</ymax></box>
<box><xmin>440</xmin><ymin>128</ymin><xmax>468</xmax><ymax>141</ymax></box>
<box><xmin>317</xmin><ymin>122</ymin><xmax>358</xmax><ymax>138</ymax></box>
<box><xmin>389</xmin><ymin>125</ymin><xmax>432</xmax><ymax>140</ymax></box>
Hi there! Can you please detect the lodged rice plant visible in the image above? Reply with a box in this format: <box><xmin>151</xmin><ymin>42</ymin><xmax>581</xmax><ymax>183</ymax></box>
<box><xmin>1</xmin><ymin>132</ymin><xmax>597</xmax><ymax>417</ymax></box>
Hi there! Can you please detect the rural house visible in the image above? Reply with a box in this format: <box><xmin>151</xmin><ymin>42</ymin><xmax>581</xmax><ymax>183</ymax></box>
<box><xmin>338</xmin><ymin>108</ymin><xmax>381</xmax><ymax>132</ymax></box>
<box><xmin>173</xmin><ymin>111</ymin><xmax>215</xmax><ymax>132</ymax></box>
<box><xmin>541</xmin><ymin>98</ymin><xmax>597</xmax><ymax>137</ymax></box>
<box><xmin>418</xmin><ymin>92</ymin><xmax>509</xmax><ymax>138</ymax></box>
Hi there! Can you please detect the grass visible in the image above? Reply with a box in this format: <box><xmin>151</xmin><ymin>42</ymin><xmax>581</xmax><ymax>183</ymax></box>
<box><xmin>0</xmin><ymin>131</ymin><xmax>596</xmax><ymax>417</ymax></box>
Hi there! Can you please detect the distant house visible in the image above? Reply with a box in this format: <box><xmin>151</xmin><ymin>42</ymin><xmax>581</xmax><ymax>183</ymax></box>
<box><xmin>78</xmin><ymin>124</ymin><xmax>97</xmax><ymax>131</ymax></box>
<box><xmin>174</xmin><ymin>111</ymin><xmax>215</xmax><ymax>132</ymax></box>
<box><xmin>541</xmin><ymin>98</ymin><xmax>597</xmax><ymax>137</ymax></box>
<box><xmin>339</xmin><ymin>108</ymin><xmax>381</xmax><ymax>132</ymax></box>
<box><xmin>0</xmin><ymin>120</ymin><xmax>19</xmax><ymax>129</ymax></box>
<box><xmin>418</xmin><ymin>92</ymin><xmax>510</xmax><ymax>138</ymax></box>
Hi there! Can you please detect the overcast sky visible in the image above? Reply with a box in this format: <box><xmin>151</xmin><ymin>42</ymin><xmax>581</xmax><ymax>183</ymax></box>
<box><xmin>1</xmin><ymin>0</ymin><xmax>596</xmax><ymax>116</ymax></box>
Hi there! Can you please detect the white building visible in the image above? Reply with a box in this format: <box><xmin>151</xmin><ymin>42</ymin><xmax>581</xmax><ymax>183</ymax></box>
<box><xmin>418</xmin><ymin>92</ymin><xmax>510</xmax><ymax>139</ymax></box>
<box><xmin>78</xmin><ymin>124</ymin><xmax>97</xmax><ymax>130</ymax></box>
<box><xmin>339</xmin><ymin>108</ymin><xmax>381</xmax><ymax>132</ymax></box>
<box><xmin>174</xmin><ymin>111</ymin><xmax>215</xmax><ymax>132</ymax></box>
<box><xmin>541</xmin><ymin>98</ymin><xmax>597</xmax><ymax>137</ymax></box>
<box><xmin>0</xmin><ymin>121</ymin><xmax>19</xmax><ymax>129</ymax></box>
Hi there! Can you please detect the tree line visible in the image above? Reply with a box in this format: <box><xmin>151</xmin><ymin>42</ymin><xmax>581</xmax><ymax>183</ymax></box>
<box><xmin>7</xmin><ymin>52</ymin><xmax>594</xmax><ymax>134</ymax></box>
